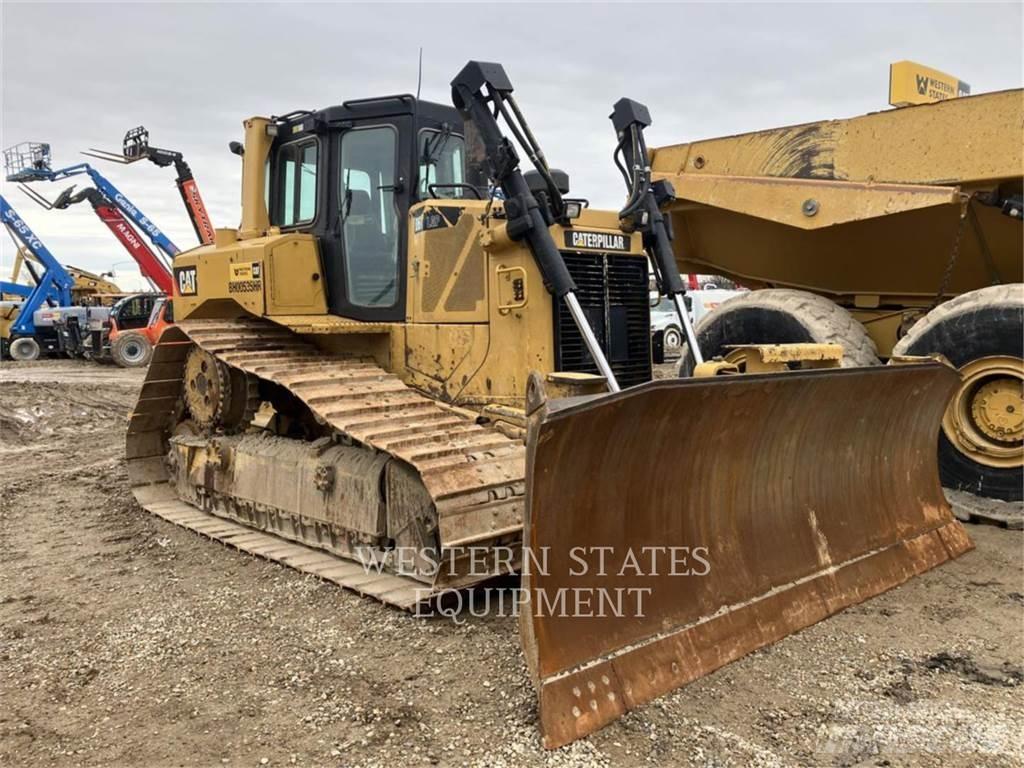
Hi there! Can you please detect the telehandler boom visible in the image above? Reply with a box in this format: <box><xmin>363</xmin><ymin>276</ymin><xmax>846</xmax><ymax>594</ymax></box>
<box><xmin>125</xmin><ymin>61</ymin><xmax>971</xmax><ymax>748</ymax></box>
<box><xmin>84</xmin><ymin>126</ymin><xmax>216</xmax><ymax>246</ymax></box>
<box><xmin>22</xmin><ymin>184</ymin><xmax>174</xmax><ymax>295</ymax></box>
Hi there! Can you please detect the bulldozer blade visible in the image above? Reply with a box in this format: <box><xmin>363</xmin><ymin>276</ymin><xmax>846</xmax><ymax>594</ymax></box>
<box><xmin>520</xmin><ymin>362</ymin><xmax>972</xmax><ymax>749</ymax></box>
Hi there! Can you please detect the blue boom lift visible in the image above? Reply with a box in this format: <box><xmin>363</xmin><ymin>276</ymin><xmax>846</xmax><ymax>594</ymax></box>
<box><xmin>8</xmin><ymin>141</ymin><xmax>178</xmax><ymax>295</ymax></box>
<box><xmin>6</xmin><ymin>140</ymin><xmax>181</xmax><ymax>264</ymax></box>
<box><xmin>0</xmin><ymin>193</ymin><xmax>76</xmax><ymax>360</ymax></box>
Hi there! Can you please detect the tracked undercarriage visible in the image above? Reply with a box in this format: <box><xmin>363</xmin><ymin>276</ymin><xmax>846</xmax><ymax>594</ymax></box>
<box><xmin>127</xmin><ymin>319</ymin><xmax>526</xmax><ymax>608</ymax></box>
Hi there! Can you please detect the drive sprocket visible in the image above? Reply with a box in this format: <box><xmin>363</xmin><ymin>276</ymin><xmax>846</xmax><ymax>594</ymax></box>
<box><xmin>183</xmin><ymin>346</ymin><xmax>258</xmax><ymax>432</ymax></box>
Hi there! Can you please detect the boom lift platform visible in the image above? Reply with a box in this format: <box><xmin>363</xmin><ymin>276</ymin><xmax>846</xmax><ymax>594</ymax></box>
<box><xmin>6</xmin><ymin>141</ymin><xmax>182</xmax><ymax>267</ymax></box>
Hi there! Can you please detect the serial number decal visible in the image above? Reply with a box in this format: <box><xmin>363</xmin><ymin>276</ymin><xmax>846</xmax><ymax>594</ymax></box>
<box><xmin>174</xmin><ymin>266</ymin><xmax>198</xmax><ymax>296</ymax></box>
<box><xmin>564</xmin><ymin>230</ymin><xmax>630</xmax><ymax>252</ymax></box>
<box><xmin>228</xmin><ymin>280</ymin><xmax>262</xmax><ymax>294</ymax></box>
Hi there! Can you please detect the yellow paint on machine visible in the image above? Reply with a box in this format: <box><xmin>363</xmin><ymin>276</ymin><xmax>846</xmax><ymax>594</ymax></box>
<box><xmin>647</xmin><ymin>87</ymin><xmax>1022</xmax><ymax>355</ymax></box>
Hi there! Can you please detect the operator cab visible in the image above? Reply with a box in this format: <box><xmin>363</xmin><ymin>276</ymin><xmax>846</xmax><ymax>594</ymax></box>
<box><xmin>110</xmin><ymin>292</ymin><xmax>161</xmax><ymax>331</ymax></box>
<box><xmin>264</xmin><ymin>97</ymin><xmax>487</xmax><ymax>323</ymax></box>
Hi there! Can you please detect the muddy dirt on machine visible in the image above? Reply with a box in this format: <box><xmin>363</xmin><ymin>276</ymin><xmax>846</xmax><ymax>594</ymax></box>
<box><xmin>126</xmin><ymin>319</ymin><xmax>526</xmax><ymax>608</ymax></box>
<box><xmin>520</xmin><ymin>363</ymin><xmax>973</xmax><ymax>747</ymax></box>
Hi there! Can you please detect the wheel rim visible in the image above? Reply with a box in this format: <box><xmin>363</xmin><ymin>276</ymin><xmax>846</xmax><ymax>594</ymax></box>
<box><xmin>123</xmin><ymin>341</ymin><xmax>146</xmax><ymax>363</ymax></box>
<box><xmin>10</xmin><ymin>338</ymin><xmax>39</xmax><ymax>360</ymax></box>
<box><xmin>665</xmin><ymin>329</ymin><xmax>682</xmax><ymax>348</ymax></box>
<box><xmin>942</xmin><ymin>355</ymin><xmax>1024</xmax><ymax>469</ymax></box>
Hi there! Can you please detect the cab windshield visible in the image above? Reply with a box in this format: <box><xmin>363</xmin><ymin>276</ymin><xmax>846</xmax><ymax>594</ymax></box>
<box><xmin>417</xmin><ymin>129</ymin><xmax>466</xmax><ymax>199</ymax></box>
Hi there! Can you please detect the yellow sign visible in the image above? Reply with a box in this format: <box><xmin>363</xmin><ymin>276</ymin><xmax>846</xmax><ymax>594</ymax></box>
<box><xmin>889</xmin><ymin>61</ymin><xmax>970</xmax><ymax>107</ymax></box>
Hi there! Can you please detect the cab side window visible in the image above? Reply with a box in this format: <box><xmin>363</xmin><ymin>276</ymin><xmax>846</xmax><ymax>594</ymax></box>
<box><xmin>274</xmin><ymin>139</ymin><xmax>318</xmax><ymax>226</ymax></box>
<box><xmin>117</xmin><ymin>295</ymin><xmax>155</xmax><ymax>330</ymax></box>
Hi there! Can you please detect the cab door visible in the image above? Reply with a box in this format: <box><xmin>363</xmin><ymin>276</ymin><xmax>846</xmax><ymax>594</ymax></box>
<box><xmin>325</xmin><ymin>118</ymin><xmax>412</xmax><ymax>322</ymax></box>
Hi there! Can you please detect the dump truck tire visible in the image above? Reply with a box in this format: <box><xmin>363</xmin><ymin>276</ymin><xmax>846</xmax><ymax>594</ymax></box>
<box><xmin>893</xmin><ymin>284</ymin><xmax>1023</xmax><ymax>501</ymax></box>
<box><xmin>111</xmin><ymin>332</ymin><xmax>153</xmax><ymax>368</ymax></box>
<box><xmin>679</xmin><ymin>288</ymin><xmax>880</xmax><ymax>375</ymax></box>
<box><xmin>8</xmin><ymin>336</ymin><xmax>41</xmax><ymax>361</ymax></box>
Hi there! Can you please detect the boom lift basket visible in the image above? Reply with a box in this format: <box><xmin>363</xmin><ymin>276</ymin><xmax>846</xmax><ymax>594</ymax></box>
<box><xmin>3</xmin><ymin>142</ymin><xmax>53</xmax><ymax>182</ymax></box>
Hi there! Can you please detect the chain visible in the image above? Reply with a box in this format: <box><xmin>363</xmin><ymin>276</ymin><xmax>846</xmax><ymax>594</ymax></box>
<box><xmin>929</xmin><ymin>194</ymin><xmax>972</xmax><ymax>312</ymax></box>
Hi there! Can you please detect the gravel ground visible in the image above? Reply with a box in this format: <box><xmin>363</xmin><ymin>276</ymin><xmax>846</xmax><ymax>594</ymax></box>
<box><xmin>1</xmin><ymin>360</ymin><xmax>1022</xmax><ymax>767</ymax></box>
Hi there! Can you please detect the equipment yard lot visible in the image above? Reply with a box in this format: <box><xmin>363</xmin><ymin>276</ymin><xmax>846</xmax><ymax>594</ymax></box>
<box><xmin>1</xmin><ymin>360</ymin><xmax>1021</xmax><ymax>768</ymax></box>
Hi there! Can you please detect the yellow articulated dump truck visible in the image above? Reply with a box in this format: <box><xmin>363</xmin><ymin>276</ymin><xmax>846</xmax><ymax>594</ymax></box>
<box><xmin>127</xmin><ymin>62</ymin><xmax>971</xmax><ymax>748</ymax></box>
<box><xmin>652</xmin><ymin>84</ymin><xmax>1023</xmax><ymax>502</ymax></box>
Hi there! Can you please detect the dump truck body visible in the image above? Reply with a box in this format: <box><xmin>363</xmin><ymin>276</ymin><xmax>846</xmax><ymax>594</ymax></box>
<box><xmin>650</xmin><ymin>88</ymin><xmax>1022</xmax><ymax>348</ymax></box>
<box><xmin>653</xmin><ymin>89</ymin><xmax>1023</xmax><ymax>502</ymax></box>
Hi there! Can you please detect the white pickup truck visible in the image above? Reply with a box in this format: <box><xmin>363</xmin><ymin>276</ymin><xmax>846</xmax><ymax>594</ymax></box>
<box><xmin>650</xmin><ymin>286</ymin><xmax>746</xmax><ymax>351</ymax></box>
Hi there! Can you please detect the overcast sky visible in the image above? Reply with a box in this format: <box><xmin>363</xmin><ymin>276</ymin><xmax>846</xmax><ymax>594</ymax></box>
<box><xmin>2</xmin><ymin>2</ymin><xmax>1021</xmax><ymax>290</ymax></box>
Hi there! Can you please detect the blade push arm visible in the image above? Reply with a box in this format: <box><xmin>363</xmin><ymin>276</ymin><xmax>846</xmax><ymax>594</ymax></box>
<box><xmin>451</xmin><ymin>61</ymin><xmax>622</xmax><ymax>392</ymax></box>
<box><xmin>610</xmin><ymin>99</ymin><xmax>703</xmax><ymax>365</ymax></box>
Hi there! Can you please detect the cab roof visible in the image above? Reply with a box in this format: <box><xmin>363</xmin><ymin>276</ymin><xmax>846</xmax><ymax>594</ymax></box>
<box><xmin>273</xmin><ymin>97</ymin><xmax>462</xmax><ymax>134</ymax></box>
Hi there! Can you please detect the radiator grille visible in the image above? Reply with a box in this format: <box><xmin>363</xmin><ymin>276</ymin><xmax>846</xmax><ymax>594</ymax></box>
<box><xmin>554</xmin><ymin>252</ymin><xmax>652</xmax><ymax>388</ymax></box>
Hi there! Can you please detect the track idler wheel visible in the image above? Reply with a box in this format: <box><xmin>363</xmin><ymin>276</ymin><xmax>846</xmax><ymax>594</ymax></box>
<box><xmin>183</xmin><ymin>347</ymin><xmax>258</xmax><ymax>433</ymax></box>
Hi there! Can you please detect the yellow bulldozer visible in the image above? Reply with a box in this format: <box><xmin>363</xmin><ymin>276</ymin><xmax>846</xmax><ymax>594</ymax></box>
<box><xmin>127</xmin><ymin>61</ymin><xmax>972</xmax><ymax>748</ymax></box>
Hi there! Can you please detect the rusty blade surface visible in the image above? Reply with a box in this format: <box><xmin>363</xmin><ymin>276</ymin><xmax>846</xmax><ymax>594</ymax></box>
<box><xmin>520</xmin><ymin>363</ymin><xmax>972</xmax><ymax>749</ymax></box>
